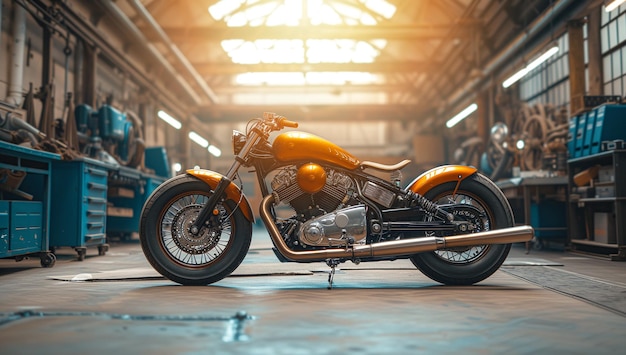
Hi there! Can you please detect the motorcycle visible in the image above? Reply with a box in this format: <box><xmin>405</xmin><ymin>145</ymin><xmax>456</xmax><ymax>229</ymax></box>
<box><xmin>139</xmin><ymin>112</ymin><xmax>533</xmax><ymax>288</ymax></box>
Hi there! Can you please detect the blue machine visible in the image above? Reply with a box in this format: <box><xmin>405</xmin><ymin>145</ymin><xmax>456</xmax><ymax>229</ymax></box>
<box><xmin>74</xmin><ymin>104</ymin><xmax>135</xmax><ymax>163</ymax></box>
<box><xmin>145</xmin><ymin>146</ymin><xmax>172</xmax><ymax>178</ymax></box>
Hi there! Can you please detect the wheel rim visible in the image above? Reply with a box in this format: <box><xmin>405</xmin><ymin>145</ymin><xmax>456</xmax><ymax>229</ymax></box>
<box><xmin>429</xmin><ymin>191</ymin><xmax>493</xmax><ymax>264</ymax></box>
<box><xmin>158</xmin><ymin>193</ymin><xmax>234</xmax><ymax>268</ymax></box>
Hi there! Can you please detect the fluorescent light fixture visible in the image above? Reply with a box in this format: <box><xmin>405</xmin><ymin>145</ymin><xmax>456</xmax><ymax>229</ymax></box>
<box><xmin>606</xmin><ymin>0</ymin><xmax>626</xmax><ymax>12</ymax></box>
<box><xmin>157</xmin><ymin>110</ymin><xmax>182</xmax><ymax>130</ymax></box>
<box><xmin>189</xmin><ymin>131</ymin><xmax>209</xmax><ymax>148</ymax></box>
<box><xmin>446</xmin><ymin>103</ymin><xmax>478</xmax><ymax>128</ymax></box>
<box><xmin>502</xmin><ymin>46</ymin><xmax>559</xmax><ymax>88</ymax></box>
<box><xmin>208</xmin><ymin>145</ymin><xmax>222</xmax><ymax>157</ymax></box>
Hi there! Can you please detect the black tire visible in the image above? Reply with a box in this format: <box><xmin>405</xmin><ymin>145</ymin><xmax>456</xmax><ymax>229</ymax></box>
<box><xmin>139</xmin><ymin>174</ymin><xmax>252</xmax><ymax>285</ymax></box>
<box><xmin>410</xmin><ymin>173</ymin><xmax>514</xmax><ymax>285</ymax></box>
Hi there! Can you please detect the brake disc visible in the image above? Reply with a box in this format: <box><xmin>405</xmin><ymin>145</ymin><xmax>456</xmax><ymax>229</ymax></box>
<box><xmin>170</xmin><ymin>205</ymin><xmax>221</xmax><ymax>254</ymax></box>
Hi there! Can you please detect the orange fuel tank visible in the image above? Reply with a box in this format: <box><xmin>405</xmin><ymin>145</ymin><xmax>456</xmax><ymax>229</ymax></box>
<box><xmin>273</xmin><ymin>131</ymin><xmax>360</xmax><ymax>170</ymax></box>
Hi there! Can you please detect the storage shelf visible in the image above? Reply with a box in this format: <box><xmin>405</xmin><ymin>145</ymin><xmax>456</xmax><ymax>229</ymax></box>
<box><xmin>567</xmin><ymin>149</ymin><xmax>626</xmax><ymax>259</ymax></box>
<box><xmin>570</xmin><ymin>239</ymin><xmax>619</xmax><ymax>248</ymax></box>
<box><xmin>569</xmin><ymin>197</ymin><xmax>626</xmax><ymax>203</ymax></box>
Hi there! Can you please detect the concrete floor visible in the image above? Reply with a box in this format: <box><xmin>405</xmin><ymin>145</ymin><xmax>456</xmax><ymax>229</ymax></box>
<box><xmin>1</xmin><ymin>228</ymin><xmax>625</xmax><ymax>354</ymax></box>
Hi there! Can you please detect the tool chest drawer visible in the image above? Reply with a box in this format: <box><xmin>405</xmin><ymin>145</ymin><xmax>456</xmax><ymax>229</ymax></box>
<box><xmin>50</xmin><ymin>158</ymin><xmax>110</xmax><ymax>259</ymax></box>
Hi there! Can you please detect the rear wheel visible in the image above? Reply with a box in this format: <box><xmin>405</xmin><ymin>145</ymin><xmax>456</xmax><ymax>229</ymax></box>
<box><xmin>140</xmin><ymin>174</ymin><xmax>252</xmax><ymax>285</ymax></box>
<box><xmin>410</xmin><ymin>173</ymin><xmax>514</xmax><ymax>285</ymax></box>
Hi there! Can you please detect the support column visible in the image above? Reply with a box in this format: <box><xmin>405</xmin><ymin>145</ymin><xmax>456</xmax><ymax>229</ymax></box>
<box><xmin>568</xmin><ymin>19</ymin><xmax>586</xmax><ymax>114</ymax></box>
<box><xmin>476</xmin><ymin>90</ymin><xmax>489</xmax><ymax>146</ymax></box>
<box><xmin>83</xmin><ymin>44</ymin><xmax>98</xmax><ymax>107</ymax></box>
<box><xmin>587</xmin><ymin>5</ymin><xmax>603</xmax><ymax>96</ymax></box>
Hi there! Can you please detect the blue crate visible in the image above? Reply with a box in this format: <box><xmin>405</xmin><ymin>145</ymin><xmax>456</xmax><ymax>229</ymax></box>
<box><xmin>567</xmin><ymin>114</ymin><xmax>579</xmax><ymax>158</ymax></box>
<box><xmin>574</xmin><ymin>112</ymin><xmax>589</xmax><ymax>158</ymax></box>
<box><xmin>583</xmin><ymin>109</ymin><xmax>597</xmax><ymax>156</ymax></box>
<box><xmin>590</xmin><ymin>104</ymin><xmax>626</xmax><ymax>154</ymax></box>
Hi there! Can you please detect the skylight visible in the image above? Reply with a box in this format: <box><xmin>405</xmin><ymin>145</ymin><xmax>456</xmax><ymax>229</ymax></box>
<box><xmin>208</xmin><ymin>0</ymin><xmax>396</xmax><ymax>86</ymax></box>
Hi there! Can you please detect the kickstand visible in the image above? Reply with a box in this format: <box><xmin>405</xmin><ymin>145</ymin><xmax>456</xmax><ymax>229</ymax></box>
<box><xmin>325</xmin><ymin>258</ymin><xmax>341</xmax><ymax>290</ymax></box>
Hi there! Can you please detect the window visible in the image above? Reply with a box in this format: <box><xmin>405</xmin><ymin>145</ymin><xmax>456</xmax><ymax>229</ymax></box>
<box><xmin>601</xmin><ymin>5</ymin><xmax>626</xmax><ymax>96</ymax></box>
<box><xmin>520</xmin><ymin>32</ymin><xmax>570</xmax><ymax>107</ymax></box>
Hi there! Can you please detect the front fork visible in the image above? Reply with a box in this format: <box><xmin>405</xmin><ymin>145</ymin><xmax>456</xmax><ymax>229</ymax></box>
<box><xmin>188</xmin><ymin>127</ymin><xmax>263</xmax><ymax>235</ymax></box>
<box><xmin>189</xmin><ymin>176</ymin><xmax>232</xmax><ymax>234</ymax></box>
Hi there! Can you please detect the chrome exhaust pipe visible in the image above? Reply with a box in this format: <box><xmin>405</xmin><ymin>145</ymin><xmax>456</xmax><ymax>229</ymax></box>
<box><xmin>260</xmin><ymin>195</ymin><xmax>534</xmax><ymax>262</ymax></box>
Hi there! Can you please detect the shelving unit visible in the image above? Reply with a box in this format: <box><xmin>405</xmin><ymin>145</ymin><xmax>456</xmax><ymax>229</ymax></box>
<box><xmin>567</xmin><ymin>150</ymin><xmax>626</xmax><ymax>260</ymax></box>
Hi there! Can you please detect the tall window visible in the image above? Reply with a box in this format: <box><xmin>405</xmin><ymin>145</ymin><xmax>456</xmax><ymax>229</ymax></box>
<box><xmin>601</xmin><ymin>5</ymin><xmax>626</xmax><ymax>96</ymax></box>
<box><xmin>519</xmin><ymin>33</ymin><xmax>570</xmax><ymax>108</ymax></box>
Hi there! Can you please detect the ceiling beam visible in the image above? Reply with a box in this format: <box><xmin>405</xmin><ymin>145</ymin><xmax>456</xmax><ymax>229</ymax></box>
<box><xmin>194</xmin><ymin>104</ymin><xmax>434</xmax><ymax>123</ymax></box>
<box><xmin>148</xmin><ymin>23</ymin><xmax>482</xmax><ymax>42</ymax></box>
<box><xmin>192</xmin><ymin>61</ymin><xmax>441</xmax><ymax>75</ymax></box>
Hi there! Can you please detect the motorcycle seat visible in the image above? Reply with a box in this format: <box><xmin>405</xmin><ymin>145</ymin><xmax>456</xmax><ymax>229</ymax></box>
<box><xmin>360</xmin><ymin>159</ymin><xmax>411</xmax><ymax>171</ymax></box>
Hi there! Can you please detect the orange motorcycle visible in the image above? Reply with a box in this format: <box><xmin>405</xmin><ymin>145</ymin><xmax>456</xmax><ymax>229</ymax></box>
<box><xmin>139</xmin><ymin>112</ymin><xmax>533</xmax><ymax>288</ymax></box>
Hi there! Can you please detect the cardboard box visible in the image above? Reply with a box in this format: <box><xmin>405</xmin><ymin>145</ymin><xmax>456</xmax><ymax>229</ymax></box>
<box><xmin>595</xmin><ymin>185</ymin><xmax>615</xmax><ymax>198</ymax></box>
<box><xmin>597</xmin><ymin>165</ymin><xmax>615</xmax><ymax>183</ymax></box>
<box><xmin>594</xmin><ymin>212</ymin><xmax>616</xmax><ymax>244</ymax></box>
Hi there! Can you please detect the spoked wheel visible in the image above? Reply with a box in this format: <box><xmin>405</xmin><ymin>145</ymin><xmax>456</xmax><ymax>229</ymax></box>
<box><xmin>140</xmin><ymin>174</ymin><xmax>252</xmax><ymax>285</ymax></box>
<box><xmin>410</xmin><ymin>173</ymin><xmax>514</xmax><ymax>285</ymax></box>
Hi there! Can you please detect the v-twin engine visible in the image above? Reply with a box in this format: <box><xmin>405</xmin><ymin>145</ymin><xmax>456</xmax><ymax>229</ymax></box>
<box><xmin>299</xmin><ymin>205</ymin><xmax>367</xmax><ymax>247</ymax></box>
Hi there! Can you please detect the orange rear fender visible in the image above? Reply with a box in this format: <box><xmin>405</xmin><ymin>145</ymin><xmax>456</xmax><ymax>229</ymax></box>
<box><xmin>186</xmin><ymin>169</ymin><xmax>254</xmax><ymax>222</ymax></box>
<box><xmin>406</xmin><ymin>165</ymin><xmax>477</xmax><ymax>195</ymax></box>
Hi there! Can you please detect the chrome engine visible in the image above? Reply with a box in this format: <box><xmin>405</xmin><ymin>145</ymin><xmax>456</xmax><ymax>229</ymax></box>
<box><xmin>271</xmin><ymin>167</ymin><xmax>354</xmax><ymax>216</ymax></box>
<box><xmin>299</xmin><ymin>205</ymin><xmax>367</xmax><ymax>246</ymax></box>
<box><xmin>272</xmin><ymin>166</ymin><xmax>365</xmax><ymax>247</ymax></box>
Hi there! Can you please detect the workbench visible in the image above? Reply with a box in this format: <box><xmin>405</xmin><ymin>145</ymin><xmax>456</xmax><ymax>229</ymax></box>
<box><xmin>0</xmin><ymin>140</ymin><xmax>60</xmax><ymax>267</ymax></box>
<box><xmin>496</xmin><ymin>175</ymin><xmax>569</xmax><ymax>251</ymax></box>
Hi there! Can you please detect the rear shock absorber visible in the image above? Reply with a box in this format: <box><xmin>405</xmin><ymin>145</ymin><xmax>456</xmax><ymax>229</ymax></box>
<box><xmin>405</xmin><ymin>191</ymin><xmax>454</xmax><ymax>222</ymax></box>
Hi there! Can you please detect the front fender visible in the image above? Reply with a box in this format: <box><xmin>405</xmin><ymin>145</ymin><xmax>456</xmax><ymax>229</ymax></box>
<box><xmin>186</xmin><ymin>169</ymin><xmax>254</xmax><ymax>222</ymax></box>
<box><xmin>406</xmin><ymin>165</ymin><xmax>477</xmax><ymax>195</ymax></box>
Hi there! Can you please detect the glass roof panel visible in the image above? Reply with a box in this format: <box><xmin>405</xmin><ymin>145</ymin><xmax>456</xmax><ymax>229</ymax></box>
<box><xmin>208</xmin><ymin>0</ymin><xmax>396</xmax><ymax>86</ymax></box>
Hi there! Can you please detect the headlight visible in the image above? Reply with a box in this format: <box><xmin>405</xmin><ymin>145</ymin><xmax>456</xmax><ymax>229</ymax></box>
<box><xmin>232</xmin><ymin>130</ymin><xmax>246</xmax><ymax>155</ymax></box>
<box><xmin>490</xmin><ymin>122</ymin><xmax>509</xmax><ymax>144</ymax></box>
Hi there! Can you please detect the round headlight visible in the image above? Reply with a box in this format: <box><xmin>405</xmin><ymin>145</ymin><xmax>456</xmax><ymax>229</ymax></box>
<box><xmin>490</xmin><ymin>122</ymin><xmax>509</xmax><ymax>144</ymax></box>
<box><xmin>232</xmin><ymin>130</ymin><xmax>246</xmax><ymax>155</ymax></box>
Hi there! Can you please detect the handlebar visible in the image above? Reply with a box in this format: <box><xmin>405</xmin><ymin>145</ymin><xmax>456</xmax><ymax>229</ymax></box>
<box><xmin>262</xmin><ymin>112</ymin><xmax>298</xmax><ymax>129</ymax></box>
<box><xmin>279</xmin><ymin>118</ymin><xmax>299</xmax><ymax>128</ymax></box>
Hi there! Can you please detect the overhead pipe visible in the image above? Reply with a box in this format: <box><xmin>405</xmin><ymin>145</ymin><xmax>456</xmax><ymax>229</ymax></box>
<box><xmin>5</xmin><ymin>4</ymin><xmax>26</xmax><ymax>106</ymax></box>
<box><xmin>260</xmin><ymin>194</ymin><xmax>533</xmax><ymax>262</ymax></box>
<box><xmin>100</xmin><ymin>0</ymin><xmax>203</xmax><ymax>105</ymax></box>
<box><xmin>127</xmin><ymin>0</ymin><xmax>219</xmax><ymax>104</ymax></box>
<box><xmin>446</xmin><ymin>0</ymin><xmax>585</xmax><ymax>110</ymax></box>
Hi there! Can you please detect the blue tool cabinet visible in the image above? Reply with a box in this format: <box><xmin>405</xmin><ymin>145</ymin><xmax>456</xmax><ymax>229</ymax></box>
<box><xmin>106</xmin><ymin>166</ymin><xmax>165</xmax><ymax>241</ymax></box>
<box><xmin>49</xmin><ymin>158</ymin><xmax>111</xmax><ymax>260</ymax></box>
<box><xmin>0</xmin><ymin>140</ymin><xmax>59</xmax><ymax>267</ymax></box>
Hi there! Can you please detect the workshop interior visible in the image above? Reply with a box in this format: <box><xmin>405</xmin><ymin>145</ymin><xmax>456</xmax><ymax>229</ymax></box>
<box><xmin>1</xmin><ymin>0</ymin><xmax>626</xmax><ymax>353</ymax></box>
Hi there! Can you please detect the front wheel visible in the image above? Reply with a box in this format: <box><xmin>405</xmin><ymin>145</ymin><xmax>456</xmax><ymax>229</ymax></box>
<box><xmin>410</xmin><ymin>173</ymin><xmax>514</xmax><ymax>285</ymax></box>
<box><xmin>140</xmin><ymin>174</ymin><xmax>252</xmax><ymax>285</ymax></box>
